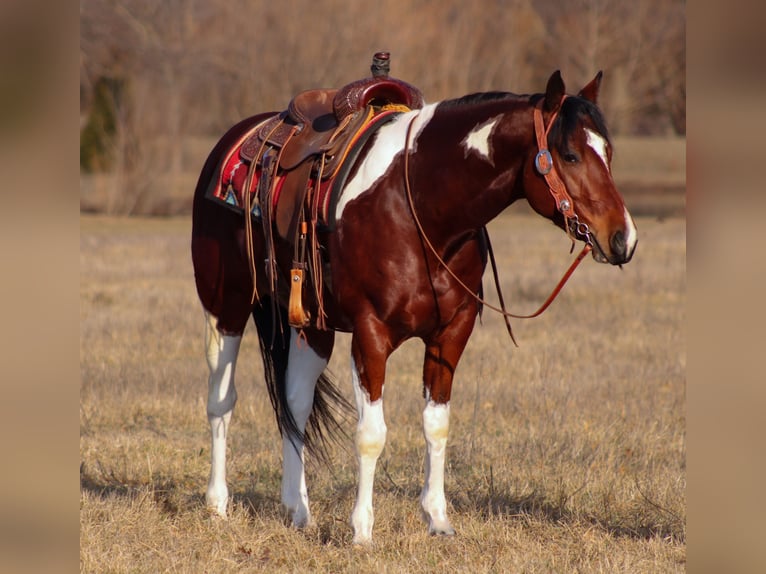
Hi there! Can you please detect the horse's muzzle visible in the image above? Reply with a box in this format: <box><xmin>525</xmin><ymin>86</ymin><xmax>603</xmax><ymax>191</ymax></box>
<box><xmin>607</xmin><ymin>229</ymin><xmax>637</xmax><ymax>265</ymax></box>
<box><xmin>589</xmin><ymin>229</ymin><xmax>636</xmax><ymax>265</ymax></box>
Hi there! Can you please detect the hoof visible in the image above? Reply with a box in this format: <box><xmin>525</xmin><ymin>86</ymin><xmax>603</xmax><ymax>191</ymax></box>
<box><xmin>352</xmin><ymin>536</ymin><xmax>375</xmax><ymax>548</ymax></box>
<box><xmin>283</xmin><ymin>502</ymin><xmax>315</xmax><ymax>530</ymax></box>
<box><xmin>205</xmin><ymin>489</ymin><xmax>229</xmax><ymax>518</ymax></box>
<box><xmin>291</xmin><ymin>513</ymin><xmax>316</xmax><ymax>530</ymax></box>
<box><xmin>422</xmin><ymin>509</ymin><xmax>455</xmax><ymax>537</ymax></box>
<box><xmin>429</xmin><ymin>525</ymin><xmax>456</xmax><ymax>536</ymax></box>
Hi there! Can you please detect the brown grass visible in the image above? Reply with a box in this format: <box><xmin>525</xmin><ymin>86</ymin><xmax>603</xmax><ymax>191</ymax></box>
<box><xmin>80</xmin><ymin>210</ymin><xmax>685</xmax><ymax>572</ymax></box>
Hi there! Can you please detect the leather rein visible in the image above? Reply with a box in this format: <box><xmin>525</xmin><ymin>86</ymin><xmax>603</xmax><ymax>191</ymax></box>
<box><xmin>402</xmin><ymin>96</ymin><xmax>593</xmax><ymax>345</ymax></box>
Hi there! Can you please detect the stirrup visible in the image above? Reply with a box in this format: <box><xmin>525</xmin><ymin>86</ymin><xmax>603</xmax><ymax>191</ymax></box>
<box><xmin>288</xmin><ymin>267</ymin><xmax>311</xmax><ymax>328</ymax></box>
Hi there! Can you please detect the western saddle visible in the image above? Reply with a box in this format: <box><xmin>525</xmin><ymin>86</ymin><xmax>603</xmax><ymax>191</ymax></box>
<box><xmin>239</xmin><ymin>52</ymin><xmax>424</xmax><ymax>329</ymax></box>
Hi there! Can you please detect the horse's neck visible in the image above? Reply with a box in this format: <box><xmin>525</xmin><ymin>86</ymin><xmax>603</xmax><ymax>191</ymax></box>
<box><xmin>413</xmin><ymin>99</ymin><xmax>532</xmax><ymax>231</ymax></box>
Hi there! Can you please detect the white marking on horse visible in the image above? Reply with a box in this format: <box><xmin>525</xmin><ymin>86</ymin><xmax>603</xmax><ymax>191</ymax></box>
<box><xmin>204</xmin><ymin>311</ymin><xmax>242</xmax><ymax>517</ymax></box>
<box><xmin>421</xmin><ymin>400</ymin><xmax>454</xmax><ymax>535</ymax></box>
<box><xmin>281</xmin><ymin>328</ymin><xmax>326</xmax><ymax>528</ymax></box>
<box><xmin>350</xmin><ymin>358</ymin><xmax>387</xmax><ymax>544</ymax></box>
<box><xmin>462</xmin><ymin>117</ymin><xmax>500</xmax><ymax>164</ymax></box>
<box><xmin>335</xmin><ymin>103</ymin><xmax>437</xmax><ymax>221</ymax></box>
<box><xmin>585</xmin><ymin>128</ymin><xmax>610</xmax><ymax>171</ymax></box>
<box><xmin>623</xmin><ymin>205</ymin><xmax>638</xmax><ymax>254</ymax></box>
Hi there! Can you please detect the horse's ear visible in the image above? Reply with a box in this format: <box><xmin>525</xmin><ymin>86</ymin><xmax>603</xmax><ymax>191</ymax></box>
<box><xmin>578</xmin><ymin>71</ymin><xmax>603</xmax><ymax>103</ymax></box>
<box><xmin>544</xmin><ymin>70</ymin><xmax>566</xmax><ymax>112</ymax></box>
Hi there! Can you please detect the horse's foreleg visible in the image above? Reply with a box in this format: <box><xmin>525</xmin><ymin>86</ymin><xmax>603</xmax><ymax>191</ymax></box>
<box><xmin>420</xmin><ymin>309</ymin><xmax>476</xmax><ymax>536</ymax></box>
<box><xmin>281</xmin><ymin>328</ymin><xmax>328</xmax><ymax>528</ymax></box>
<box><xmin>204</xmin><ymin>311</ymin><xmax>242</xmax><ymax>516</ymax></box>
<box><xmin>421</xmin><ymin>398</ymin><xmax>455</xmax><ymax>535</ymax></box>
<box><xmin>349</xmin><ymin>331</ymin><xmax>388</xmax><ymax>545</ymax></box>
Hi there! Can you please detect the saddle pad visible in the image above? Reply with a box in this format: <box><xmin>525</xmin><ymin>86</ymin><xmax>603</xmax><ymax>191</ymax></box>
<box><xmin>205</xmin><ymin>120</ymin><xmax>332</xmax><ymax>221</ymax></box>
<box><xmin>205</xmin><ymin>110</ymin><xmax>402</xmax><ymax>226</ymax></box>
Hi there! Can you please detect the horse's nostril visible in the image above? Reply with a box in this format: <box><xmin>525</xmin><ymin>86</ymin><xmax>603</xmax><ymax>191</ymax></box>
<box><xmin>610</xmin><ymin>230</ymin><xmax>626</xmax><ymax>257</ymax></box>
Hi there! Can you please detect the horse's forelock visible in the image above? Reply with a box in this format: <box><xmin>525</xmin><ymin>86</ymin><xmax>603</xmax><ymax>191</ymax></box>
<box><xmin>556</xmin><ymin>97</ymin><xmax>610</xmax><ymax>148</ymax></box>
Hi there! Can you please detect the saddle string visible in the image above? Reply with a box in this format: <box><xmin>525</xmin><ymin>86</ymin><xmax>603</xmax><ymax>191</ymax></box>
<box><xmin>243</xmin><ymin>163</ymin><xmax>260</xmax><ymax>304</ymax></box>
<box><xmin>243</xmin><ymin>117</ymin><xmax>290</xmax><ymax>305</ymax></box>
<box><xmin>401</xmin><ymin>112</ymin><xmax>592</xmax><ymax>333</ymax></box>
<box><xmin>265</xmin><ymin>125</ymin><xmax>300</xmax><ymax>342</ymax></box>
<box><xmin>310</xmin><ymin>154</ymin><xmax>328</xmax><ymax>331</ymax></box>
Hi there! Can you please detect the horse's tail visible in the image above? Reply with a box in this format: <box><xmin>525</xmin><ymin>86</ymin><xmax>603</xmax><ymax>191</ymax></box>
<box><xmin>251</xmin><ymin>298</ymin><xmax>351</xmax><ymax>463</ymax></box>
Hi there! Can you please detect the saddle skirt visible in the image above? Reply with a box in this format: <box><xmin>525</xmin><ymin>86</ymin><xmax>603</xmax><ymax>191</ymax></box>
<box><xmin>206</xmin><ymin>108</ymin><xmax>402</xmax><ymax>230</ymax></box>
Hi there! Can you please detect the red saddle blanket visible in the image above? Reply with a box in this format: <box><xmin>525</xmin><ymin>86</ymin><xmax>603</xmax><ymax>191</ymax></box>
<box><xmin>207</xmin><ymin>110</ymin><xmax>401</xmax><ymax>228</ymax></box>
<box><xmin>208</xmin><ymin>119</ymin><xmax>332</xmax><ymax>223</ymax></box>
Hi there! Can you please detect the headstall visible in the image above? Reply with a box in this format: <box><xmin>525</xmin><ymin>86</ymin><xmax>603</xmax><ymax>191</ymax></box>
<box><xmin>533</xmin><ymin>96</ymin><xmax>593</xmax><ymax>248</ymax></box>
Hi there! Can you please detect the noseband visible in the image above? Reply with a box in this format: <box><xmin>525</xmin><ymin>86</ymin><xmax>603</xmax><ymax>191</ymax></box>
<box><xmin>402</xmin><ymin>98</ymin><xmax>594</xmax><ymax>344</ymax></box>
<box><xmin>533</xmin><ymin>97</ymin><xmax>593</xmax><ymax>247</ymax></box>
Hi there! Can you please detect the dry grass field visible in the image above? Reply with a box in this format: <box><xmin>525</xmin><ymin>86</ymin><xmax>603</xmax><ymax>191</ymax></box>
<box><xmin>80</xmin><ymin>208</ymin><xmax>685</xmax><ymax>572</ymax></box>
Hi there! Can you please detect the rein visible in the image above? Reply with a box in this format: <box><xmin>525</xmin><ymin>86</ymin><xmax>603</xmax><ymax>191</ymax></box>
<box><xmin>401</xmin><ymin>99</ymin><xmax>592</xmax><ymax>344</ymax></box>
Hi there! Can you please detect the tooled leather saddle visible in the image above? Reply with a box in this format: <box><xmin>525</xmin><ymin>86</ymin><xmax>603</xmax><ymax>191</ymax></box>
<box><xmin>241</xmin><ymin>55</ymin><xmax>424</xmax><ymax>241</ymax></box>
<box><xmin>237</xmin><ymin>52</ymin><xmax>424</xmax><ymax>328</ymax></box>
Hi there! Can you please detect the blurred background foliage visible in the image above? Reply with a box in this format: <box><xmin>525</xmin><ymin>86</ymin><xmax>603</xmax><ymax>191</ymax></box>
<box><xmin>80</xmin><ymin>0</ymin><xmax>684</xmax><ymax>213</ymax></box>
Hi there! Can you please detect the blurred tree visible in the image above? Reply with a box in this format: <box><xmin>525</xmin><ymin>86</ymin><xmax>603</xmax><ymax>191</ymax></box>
<box><xmin>79</xmin><ymin>0</ymin><xmax>685</xmax><ymax>213</ymax></box>
<box><xmin>531</xmin><ymin>0</ymin><xmax>685</xmax><ymax>135</ymax></box>
<box><xmin>80</xmin><ymin>77</ymin><xmax>122</xmax><ymax>172</ymax></box>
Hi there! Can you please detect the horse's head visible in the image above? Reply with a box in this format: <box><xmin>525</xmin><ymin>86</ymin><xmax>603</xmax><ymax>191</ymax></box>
<box><xmin>523</xmin><ymin>71</ymin><xmax>637</xmax><ymax>265</ymax></box>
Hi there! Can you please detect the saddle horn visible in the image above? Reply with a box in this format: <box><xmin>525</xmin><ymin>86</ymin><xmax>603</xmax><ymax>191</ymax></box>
<box><xmin>371</xmin><ymin>51</ymin><xmax>390</xmax><ymax>78</ymax></box>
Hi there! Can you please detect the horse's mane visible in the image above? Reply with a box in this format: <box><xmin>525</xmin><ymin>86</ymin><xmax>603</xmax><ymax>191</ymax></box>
<box><xmin>440</xmin><ymin>92</ymin><xmax>608</xmax><ymax>138</ymax></box>
<box><xmin>439</xmin><ymin>91</ymin><xmax>520</xmax><ymax>109</ymax></box>
<box><xmin>438</xmin><ymin>90</ymin><xmax>611</xmax><ymax>158</ymax></box>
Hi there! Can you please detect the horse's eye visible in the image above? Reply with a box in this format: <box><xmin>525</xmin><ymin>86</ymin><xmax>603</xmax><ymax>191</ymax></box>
<box><xmin>563</xmin><ymin>152</ymin><xmax>579</xmax><ymax>164</ymax></box>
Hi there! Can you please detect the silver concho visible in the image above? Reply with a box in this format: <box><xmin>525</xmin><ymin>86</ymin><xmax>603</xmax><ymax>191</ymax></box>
<box><xmin>535</xmin><ymin>149</ymin><xmax>553</xmax><ymax>175</ymax></box>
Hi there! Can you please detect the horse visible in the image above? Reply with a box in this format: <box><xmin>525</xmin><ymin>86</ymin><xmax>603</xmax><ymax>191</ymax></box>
<box><xmin>191</xmin><ymin>70</ymin><xmax>637</xmax><ymax>544</ymax></box>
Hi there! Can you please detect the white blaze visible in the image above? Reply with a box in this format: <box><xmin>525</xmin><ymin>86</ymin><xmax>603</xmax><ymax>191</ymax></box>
<box><xmin>624</xmin><ymin>205</ymin><xmax>638</xmax><ymax>253</ymax></box>
<box><xmin>585</xmin><ymin>128</ymin><xmax>610</xmax><ymax>171</ymax></box>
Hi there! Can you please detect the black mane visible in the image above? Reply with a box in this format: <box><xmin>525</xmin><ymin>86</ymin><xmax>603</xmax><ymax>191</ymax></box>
<box><xmin>438</xmin><ymin>90</ymin><xmax>610</xmax><ymax>151</ymax></box>
<box><xmin>439</xmin><ymin>91</ymin><xmax>518</xmax><ymax>109</ymax></box>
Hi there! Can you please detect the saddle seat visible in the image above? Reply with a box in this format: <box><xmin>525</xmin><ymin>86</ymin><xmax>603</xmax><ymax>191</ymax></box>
<box><xmin>240</xmin><ymin>77</ymin><xmax>424</xmax><ymax>173</ymax></box>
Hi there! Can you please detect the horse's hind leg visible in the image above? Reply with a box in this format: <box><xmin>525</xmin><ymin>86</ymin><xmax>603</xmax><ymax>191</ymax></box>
<box><xmin>280</xmin><ymin>328</ymin><xmax>333</xmax><ymax>528</ymax></box>
<box><xmin>204</xmin><ymin>311</ymin><xmax>242</xmax><ymax>516</ymax></box>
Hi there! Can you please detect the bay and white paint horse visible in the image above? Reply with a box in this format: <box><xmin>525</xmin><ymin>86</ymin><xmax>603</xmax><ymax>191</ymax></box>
<box><xmin>191</xmin><ymin>70</ymin><xmax>637</xmax><ymax>543</ymax></box>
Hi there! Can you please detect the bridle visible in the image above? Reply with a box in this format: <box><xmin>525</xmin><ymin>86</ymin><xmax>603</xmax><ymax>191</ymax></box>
<box><xmin>402</xmin><ymin>96</ymin><xmax>593</xmax><ymax>344</ymax></box>
<box><xmin>532</xmin><ymin>97</ymin><xmax>594</xmax><ymax>247</ymax></box>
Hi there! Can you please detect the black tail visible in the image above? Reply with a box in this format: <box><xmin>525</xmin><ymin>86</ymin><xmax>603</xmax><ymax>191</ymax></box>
<box><xmin>251</xmin><ymin>298</ymin><xmax>351</xmax><ymax>463</ymax></box>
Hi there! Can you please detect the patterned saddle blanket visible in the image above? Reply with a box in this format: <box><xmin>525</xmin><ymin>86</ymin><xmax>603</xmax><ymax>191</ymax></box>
<box><xmin>206</xmin><ymin>109</ymin><xmax>401</xmax><ymax>230</ymax></box>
